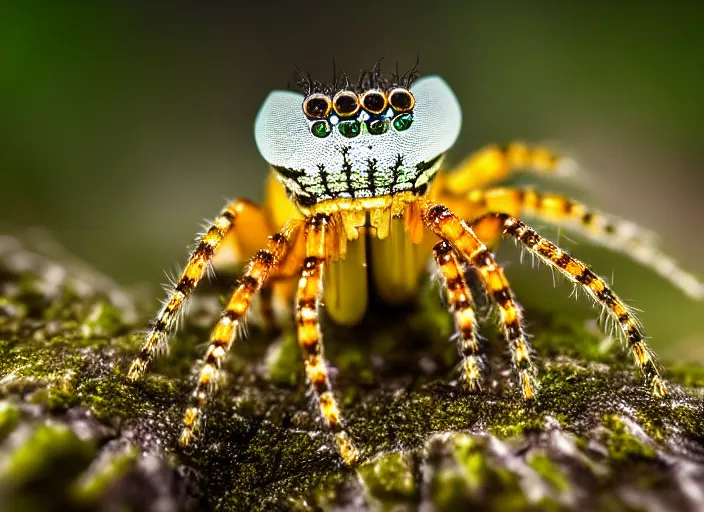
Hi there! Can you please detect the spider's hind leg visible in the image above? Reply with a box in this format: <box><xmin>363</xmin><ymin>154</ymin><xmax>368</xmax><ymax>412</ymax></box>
<box><xmin>478</xmin><ymin>213</ymin><xmax>667</xmax><ymax>397</ymax></box>
<box><xmin>459</xmin><ymin>187</ymin><xmax>703</xmax><ymax>299</ymax></box>
<box><xmin>443</xmin><ymin>141</ymin><xmax>577</xmax><ymax>194</ymax></box>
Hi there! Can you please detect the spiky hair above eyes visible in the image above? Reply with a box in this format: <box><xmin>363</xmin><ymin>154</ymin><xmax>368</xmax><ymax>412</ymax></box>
<box><xmin>292</xmin><ymin>58</ymin><xmax>421</xmax><ymax>97</ymax></box>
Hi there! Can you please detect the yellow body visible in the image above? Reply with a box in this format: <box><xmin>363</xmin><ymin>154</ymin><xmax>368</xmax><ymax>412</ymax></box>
<box><xmin>218</xmin><ymin>165</ymin><xmax>498</xmax><ymax>326</ymax></box>
<box><xmin>259</xmin><ymin>174</ymin><xmax>439</xmax><ymax>325</ymax></box>
<box><xmin>213</xmin><ymin>142</ymin><xmax>588</xmax><ymax>325</ymax></box>
<box><xmin>129</xmin><ymin>141</ymin><xmax>700</xmax><ymax>464</ymax></box>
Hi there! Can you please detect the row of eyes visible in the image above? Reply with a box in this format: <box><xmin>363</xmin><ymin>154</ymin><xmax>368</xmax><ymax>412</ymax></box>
<box><xmin>304</xmin><ymin>88</ymin><xmax>416</xmax><ymax>138</ymax></box>
<box><xmin>303</xmin><ymin>87</ymin><xmax>415</xmax><ymax>120</ymax></box>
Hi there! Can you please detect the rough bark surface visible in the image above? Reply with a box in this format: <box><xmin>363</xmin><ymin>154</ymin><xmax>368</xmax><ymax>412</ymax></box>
<box><xmin>1</xmin><ymin>234</ymin><xmax>703</xmax><ymax>512</ymax></box>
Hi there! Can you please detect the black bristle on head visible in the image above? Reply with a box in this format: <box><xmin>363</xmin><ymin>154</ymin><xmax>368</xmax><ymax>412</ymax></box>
<box><xmin>398</xmin><ymin>54</ymin><xmax>421</xmax><ymax>88</ymax></box>
<box><xmin>292</xmin><ymin>58</ymin><xmax>422</xmax><ymax>96</ymax></box>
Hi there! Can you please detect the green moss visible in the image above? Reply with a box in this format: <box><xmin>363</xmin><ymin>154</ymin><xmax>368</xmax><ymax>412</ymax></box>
<box><xmin>527</xmin><ymin>452</ymin><xmax>570</xmax><ymax>493</ymax></box>
<box><xmin>3</xmin><ymin>239</ymin><xmax>704</xmax><ymax>510</ymax></box>
<box><xmin>80</xmin><ymin>371</ymin><xmax>179</xmax><ymax>422</ymax></box>
<box><xmin>80</xmin><ymin>301</ymin><xmax>127</xmax><ymax>338</ymax></box>
<box><xmin>266</xmin><ymin>330</ymin><xmax>302</xmax><ymax>387</ymax></box>
<box><xmin>601</xmin><ymin>415</ymin><xmax>655</xmax><ymax>462</ymax></box>
<box><xmin>0</xmin><ymin>401</ymin><xmax>21</xmax><ymax>441</ymax></box>
<box><xmin>358</xmin><ymin>452</ymin><xmax>416</xmax><ymax>507</ymax></box>
<box><xmin>430</xmin><ymin>470</ymin><xmax>474</xmax><ymax>511</ymax></box>
<box><xmin>70</xmin><ymin>443</ymin><xmax>139</xmax><ymax>504</ymax></box>
<box><xmin>453</xmin><ymin>434</ymin><xmax>489</xmax><ymax>490</ymax></box>
<box><xmin>0</xmin><ymin>423</ymin><xmax>96</xmax><ymax>487</ymax></box>
<box><xmin>667</xmin><ymin>363</ymin><xmax>704</xmax><ymax>388</ymax></box>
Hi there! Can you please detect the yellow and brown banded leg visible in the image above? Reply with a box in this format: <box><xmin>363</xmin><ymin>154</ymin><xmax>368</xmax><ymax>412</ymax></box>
<box><xmin>296</xmin><ymin>214</ymin><xmax>359</xmax><ymax>465</ymax></box>
<box><xmin>179</xmin><ymin>223</ymin><xmax>300</xmax><ymax>446</ymax></box>
<box><xmin>433</xmin><ymin>241</ymin><xmax>484</xmax><ymax>391</ymax></box>
<box><xmin>128</xmin><ymin>199</ymin><xmax>266</xmax><ymax>381</ymax></box>
<box><xmin>460</xmin><ymin>187</ymin><xmax>704</xmax><ymax>299</ymax></box>
<box><xmin>480</xmin><ymin>212</ymin><xmax>667</xmax><ymax>397</ymax></box>
<box><xmin>443</xmin><ymin>141</ymin><xmax>577</xmax><ymax>195</ymax></box>
<box><xmin>422</xmin><ymin>202</ymin><xmax>536</xmax><ymax>399</ymax></box>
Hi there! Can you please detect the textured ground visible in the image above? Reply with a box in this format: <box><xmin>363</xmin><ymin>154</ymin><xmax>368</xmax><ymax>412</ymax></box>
<box><xmin>1</xmin><ymin>233</ymin><xmax>703</xmax><ymax>512</ymax></box>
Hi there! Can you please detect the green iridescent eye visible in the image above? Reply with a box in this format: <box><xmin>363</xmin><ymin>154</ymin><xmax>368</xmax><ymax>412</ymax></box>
<box><xmin>311</xmin><ymin>120</ymin><xmax>331</xmax><ymax>138</ymax></box>
<box><xmin>338</xmin><ymin>119</ymin><xmax>360</xmax><ymax>138</ymax></box>
<box><xmin>392</xmin><ymin>113</ymin><xmax>413</xmax><ymax>131</ymax></box>
<box><xmin>366</xmin><ymin>117</ymin><xmax>389</xmax><ymax>135</ymax></box>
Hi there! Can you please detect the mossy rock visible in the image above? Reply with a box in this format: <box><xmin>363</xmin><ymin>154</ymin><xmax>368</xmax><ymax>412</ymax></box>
<box><xmin>1</xmin><ymin>234</ymin><xmax>703</xmax><ymax>511</ymax></box>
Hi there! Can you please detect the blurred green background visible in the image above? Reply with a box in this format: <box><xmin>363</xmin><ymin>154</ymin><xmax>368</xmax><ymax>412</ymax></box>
<box><xmin>1</xmin><ymin>3</ymin><xmax>702</xmax><ymax>360</ymax></box>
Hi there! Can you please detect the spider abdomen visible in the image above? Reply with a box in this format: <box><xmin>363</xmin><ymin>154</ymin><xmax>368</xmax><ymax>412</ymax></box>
<box><xmin>324</xmin><ymin>217</ymin><xmax>433</xmax><ymax>325</ymax></box>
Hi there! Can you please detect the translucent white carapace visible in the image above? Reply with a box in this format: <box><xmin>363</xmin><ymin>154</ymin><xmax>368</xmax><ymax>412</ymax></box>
<box><xmin>254</xmin><ymin>76</ymin><xmax>462</xmax><ymax>203</ymax></box>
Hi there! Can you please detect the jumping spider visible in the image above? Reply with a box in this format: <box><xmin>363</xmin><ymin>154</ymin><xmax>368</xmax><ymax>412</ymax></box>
<box><xmin>128</xmin><ymin>63</ymin><xmax>703</xmax><ymax>465</ymax></box>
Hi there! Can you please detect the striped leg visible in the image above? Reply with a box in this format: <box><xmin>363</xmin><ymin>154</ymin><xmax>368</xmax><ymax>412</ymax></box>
<box><xmin>443</xmin><ymin>142</ymin><xmax>578</xmax><ymax>194</ymax></box>
<box><xmin>422</xmin><ymin>202</ymin><xmax>536</xmax><ymax>400</ymax></box>
<box><xmin>462</xmin><ymin>187</ymin><xmax>703</xmax><ymax>299</ymax></box>
<box><xmin>179</xmin><ymin>224</ymin><xmax>300</xmax><ymax>446</ymax></box>
<box><xmin>433</xmin><ymin>241</ymin><xmax>484</xmax><ymax>391</ymax></box>
<box><xmin>297</xmin><ymin>215</ymin><xmax>359</xmax><ymax>465</ymax></box>
<box><xmin>482</xmin><ymin>213</ymin><xmax>667</xmax><ymax>397</ymax></box>
<box><xmin>128</xmin><ymin>199</ymin><xmax>265</xmax><ymax>381</ymax></box>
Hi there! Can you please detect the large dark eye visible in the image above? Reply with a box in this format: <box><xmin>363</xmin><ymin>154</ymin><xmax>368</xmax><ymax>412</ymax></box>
<box><xmin>388</xmin><ymin>87</ymin><xmax>415</xmax><ymax>112</ymax></box>
<box><xmin>303</xmin><ymin>94</ymin><xmax>332</xmax><ymax>119</ymax></box>
<box><xmin>360</xmin><ymin>90</ymin><xmax>387</xmax><ymax>114</ymax></box>
<box><xmin>333</xmin><ymin>91</ymin><xmax>360</xmax><ymax>117</ymax></box>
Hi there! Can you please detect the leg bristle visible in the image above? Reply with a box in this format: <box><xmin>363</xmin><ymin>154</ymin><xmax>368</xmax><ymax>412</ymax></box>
<box><xmin>492</xmin><ymin>214</ymin><xmax>666</xmax><ymax>394</ymax></box>
<box><xmin>128</xmin><ymin>202</ymin><xmax>242</xmax><ymax>380</ymax></box>
<box><xmin>432</xmin><ymin>240</ymin><xmax>486</xmax><ymax>391</ymax></box>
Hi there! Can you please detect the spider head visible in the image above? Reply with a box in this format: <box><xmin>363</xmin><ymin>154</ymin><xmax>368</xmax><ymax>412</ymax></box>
<box><xmin>255</xmin><ymin>74</ymin><xmax>461</xmax><ymax>205</ymax></box>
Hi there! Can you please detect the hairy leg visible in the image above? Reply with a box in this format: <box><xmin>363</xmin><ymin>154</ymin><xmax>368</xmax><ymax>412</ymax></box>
<box><xmin>433</xmin><ymin>240</ymin><xmax>484</xmax><ymax>391</ymax></box>
<box><xmin>477</xmin><ymin>212</ymin><xmax>667</xmax><ymax>396</ymax></box>
<box><xmin>460</xmin><ymin>187</ymin><xmax>703</xmax><ymax>299</ymax></box>
<box><xmin>422</xmin><ymin>201</ymin><xmax>536</xmax><ymax>399</ymax></box>
<box><xmin>442</xmin><ymin>142</ymin><xmax>577</xmax><ymax>194</ymax></box>
<box><xmin>296</xmin><ymin>214</ymin><xmax>359</xmax><ymax>465</ymax></box>
<box><xmin>179</xmin><ymin>222</ymin><xmax>302</xmax><ymax>446</ymax></box>
<box><xmin>129</xmin><ymin>199</ymin><xmax>266</xmax><ymax>380</ymax></box>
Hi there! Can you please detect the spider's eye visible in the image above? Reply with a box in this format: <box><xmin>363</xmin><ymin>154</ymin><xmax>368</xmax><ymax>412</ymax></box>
<box><xmin>310</xmin><ymin>119</ymin><xmax>331</xmax><ymax>138</ymax></box>
<box><xmin>366</xmin><ymin>117</ymin><xmax>389</xmax><ymax>135</ymax></box>
<box><xmin>333</xmin><ymin>91</ymin><xmax>360</xmax><ymax>117</ymax></box>
<box><xmin>392</xmin><ymin>113</ymin><xmax>413</xmax><ymax>131</ymax></box>
<box><xmin>303</xmin><ymin>94</ymin><xmax>332</xmax><ymax>119</ymax></box>
<box><xmin>360</xmin><ymin>90</ymin><xmax>387</xmax><ymax>114</ymax></box>
<box><xmin>388</xmin><ymin>87</ymin><xmax>415</xmax><ymax>112</ymax></box>
<box><xmin>338</xmin><ymin>119</ymin><xmax>361</xmax><ymax>138</ymax></box>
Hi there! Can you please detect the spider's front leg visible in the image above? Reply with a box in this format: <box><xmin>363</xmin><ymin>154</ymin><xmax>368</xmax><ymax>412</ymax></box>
<box><xmin>128</xmin><ymin>199</ymin><xmax>269</xmax><ymax>380</ymax></box>
<box><xmin>433</xmin><ymin>241</ymin><xmax>484</xmax><ymax>391</ymax></box>
<box><xmin>476</xmin><ymin>212</ymin><xmax>667</xmax><ymax>397</ymax></box>
<box><xmin>296</xmin><ymin>214</ymin><xmax>359</xmax><ymax>465</ymax></box>
<box><xmin>179</xmin><ymin>222</ymin><xmax>301</xmax><ymax>446</ymax></box>
<box><xmin>422</xmin><ymin>202</ymin><xmax>536</xmax><ymax>399</ymax></box>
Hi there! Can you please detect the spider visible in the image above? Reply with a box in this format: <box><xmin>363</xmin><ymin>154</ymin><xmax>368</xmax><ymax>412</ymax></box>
<box><xmin>127</xmin><ymin>63</ymin><xmax>703</xmax><ymax>466</ymax></box>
